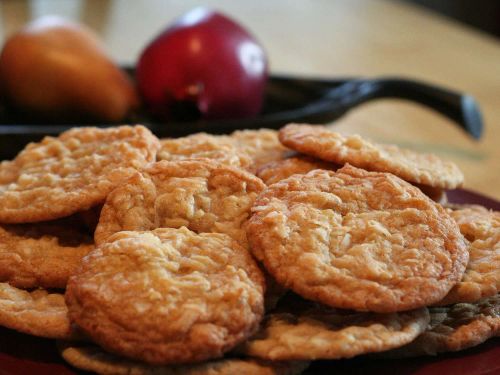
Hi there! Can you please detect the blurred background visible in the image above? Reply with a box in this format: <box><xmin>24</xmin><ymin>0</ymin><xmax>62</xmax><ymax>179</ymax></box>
<box><xmin>1</xmin><ymin>0</ymin><xmax>499</xmax><ymax>65</ymax></box>
<box><xmin>0</xmin><ymin>0</ymin><xmax>498</xmax><ymax>198</ymax></box>
<box><xmin>403</xmin><ymin>0</ymin><xmax>500</xmax><ymax>38</ymax></box>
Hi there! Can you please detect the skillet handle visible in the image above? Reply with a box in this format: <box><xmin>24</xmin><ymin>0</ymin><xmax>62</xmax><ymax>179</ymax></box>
<box><xmin>324</xmin><ymin>78</ymin><xmax>483</xmax><ymax>139</ymax></box>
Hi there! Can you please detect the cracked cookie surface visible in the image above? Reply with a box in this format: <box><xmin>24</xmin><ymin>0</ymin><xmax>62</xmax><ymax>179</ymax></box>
<box><xmin>230</xmin><ymin>129</ymin><xmax>290</xmax><ymax>172</ymax></box>
<box><xmin>0</xmin><ymin>215</ymin><xmax>94</xmax><ymax>288</ymax></box>
<box><xmin>279</xmin><ymin>124</ymin><xmax>463</xmax><ymax>189</ymax></box>
<box><xmin>0</xmin><ymin>125</ymin><xmax>160</xmax><ymax>223</ymax></box>
<box><xmin>157</xmin><ymin>129</ymin><xmax>289</xmax><ymax>174</ymax></box>
<box><xmin>0</xmin><ymin>283</ymin><xmax>72</xmax><ymax>339</ymax></box>
<box><xmin>438</xmin><ymin>205</ymin><xmax>500</xmax><ymax>305</ymax></box>
<box><xmin>237</xmin><ymin>298</ymin><xmax>429</xmax><ymax>360</ymax></box>
<box><xmin>94</xmin><ymin>159</ymin><xmax>265</xmax><ymax>247</ymax></box>
<box><xmin>257</xmin><ymin>156</ymin><xmax>338</xmax><ymax>186</ymax></box>
<box><xmin>157</xmin><ymin>133</ymin><xmax>253</xmax><ymax>170</ymax></box>
<box><xmin>247</xmin><ymin>165</ymin><xmax>468</xmax><ymax>312</ymax></box>
<box><xmin>66</xmin><ymin>228</ymin><xmax>265</xmax><ymax>365</ymax></box>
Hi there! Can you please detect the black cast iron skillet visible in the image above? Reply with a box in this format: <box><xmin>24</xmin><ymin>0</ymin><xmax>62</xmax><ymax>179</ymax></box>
<box><xmin>0</xmin><ymin>74</ymin><xmax>483</xmax><ymax>159</ymax></box>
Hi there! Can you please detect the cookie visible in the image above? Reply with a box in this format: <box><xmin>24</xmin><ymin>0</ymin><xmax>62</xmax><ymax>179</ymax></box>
<box><xmin>158</xmin><ymin>133</ymin><xmax>253</xmax><ymax>170</ymax></box>
<box><xmin>0</xmin><ymin>125</ymin><xmax>160</xmax><ymax>223</ymax></box>
<box><xmin>0</xmin><ymin>217</ymin><xmax>94</xmax><ymax>289</ymax></box>
<box><xmin>0</xmin><ymin>282</ymin><xmax>72</xmax><ymax>339</ymax></box>
<box><xmin>382</xmin><ymin>294</ymin><xmax>500</xmax><ymax>357</ymax></box>
<box><xmin>0</xmin><ymin>160</ymin><xmax>18</xmax><ymax>183</ymax></box>
<box><xmin>448</xmin><ymin>205</ymin><xmax>499</xmax><ymax>241</ymax></box>
<box><xmin>237</xmin><ymin>299</ymin><xmax>429</xmax><ymax>360</ymax></box>
<box><xmin>438</xmin><ymin>205</ymin><xmax>499</xmax><ymax>305</ymax></box>
<box><xmin>247</xmin><ymin>165</ymin><xmax>468</xmax><ymax>312</ymax></box>
<box><xmin>58</xmin><ymin>342</ymin><xmax>309</xmax><ymax>375</ymax></box>
<box><xmin>257</xmin><ymin>156</ymin><xmax>338</xmax><ymax>186</ymax></box>
<box><xmin>256</xmin><ymin>155</ymin><xmax>445</xmax><ymax>202</ymax></box>
<box><xmin>230</xmin><ymin>129</ymin><xmax>290</xmax><ymax>172</ymax></box>
<box><xmin>94</xmin><ymin>159</ymin><xmax>265</xmax><ymax>247</ymax></box>
<box><xmin>279</xmin><ymin>124</ymin><xmax>464</xmax><ymax>189</ymax></box>
<box><xmin>66</xmin><ymin>228</ymin><xmax>265</xmax><ymax>365</ymax></box>
<box><xmin>157</xmin><ymin>130</ymin><xmax>289</xmax><ymax>174</ymax></box>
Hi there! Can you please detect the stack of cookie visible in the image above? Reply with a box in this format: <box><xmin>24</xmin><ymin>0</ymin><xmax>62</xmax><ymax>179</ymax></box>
<box><xmin>0</xmin><ymin>123</ymin><xmax>497</xmax><ymax>375</ymax></box>
<box><xmin>0</xmin><ymin>125</ymin><xmax>159</xmax><ymax>339</ymax></box>
<box><xmin>244</xmin><ymin>124</ymin><xmax>499</xmax><ymax>361</ymax></box>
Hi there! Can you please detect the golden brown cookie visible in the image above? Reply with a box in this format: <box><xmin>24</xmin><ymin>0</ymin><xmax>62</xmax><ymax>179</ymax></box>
<box><xmin>279</xmin><ymin>124</ymin><xmax>464</xmax><ymax>189</ymax></box>
<box><xmin>0</xmin><ymin>282</ymin><xmax>72</xmax><ymax>339</ymax></box>
<box><xmin>66</xmin><ymin>228</ymin><xmax>265</xmax><ymax>365</ymax></box>
<box><xmin>94</xmin><ymin>159</ymin><xmax>265</xmax><ymax>247</ymax></box>
<box><xmin>237</xmin><ymin>300</ymin><xmax>429</xmax><ymax>360</ymax></box>
<box><xmin>247</xmin><ymin>165</ymin><xmax>468</xmax><ymax>312</ymax></box>
<box><xmin>157</xmin><ymin>130</ymin><xmax>290</xmax><ymax>174</ymax></box>
<box><xmin>449</xmin><ymin>205</ymin><xmax>499</xmax><ymax>241</ymax></box>
<box><xmin>0</xmin><ymin>217</ymin><xmax>94</xmax><ymax>289</ymax></box>
<box><xmin>58</xmin><ymin>342</ymin><xmax>309</xmax><ymax>375</ymax></box>
<box><xmin>257</xmin><ymin>156</ymin><xmax>338</xmax><ymax>186</ymax></box>
<box><xmin>157</xmin><ymin>133</ymin><xmax>253</xmax><ymax>170</ymax></box>
<box><xmin>0</xmin><ymin>160</ymin><xmax>18</xmax><ymax>183</ymax></box>
<box><xmin>0</xmin><ymin>125</ymin><xmax>160</xmax><ymax>223</ymax></box>
<box><xmin>230</xmin><ymin>129</ymin><xmax>290</xmax><ymax>172</ymax></box>
<box><xmin>382</xmin><ymin>294</ymin><xmax>500</xmax><ymax>357</ymax></box>
<box><xmin>438</xmin><ymin>205</ymin><xmax>499</xmax><ymax>305</ymax></box>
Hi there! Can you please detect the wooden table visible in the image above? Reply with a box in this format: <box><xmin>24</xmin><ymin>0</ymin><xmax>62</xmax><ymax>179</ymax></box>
<box><xmin>0</xmin><ymin>0</ymin><xmax>499</xmax><ymax>199</ymax></box>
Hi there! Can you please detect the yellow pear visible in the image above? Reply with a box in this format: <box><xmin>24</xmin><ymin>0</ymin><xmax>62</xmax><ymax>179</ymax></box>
<box><xmin>0</xmin><ymin>16</ymin><xmax>138</xmax><ymax>122</ymax></box>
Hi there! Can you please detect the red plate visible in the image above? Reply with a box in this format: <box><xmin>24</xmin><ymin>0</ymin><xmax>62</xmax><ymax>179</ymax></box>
<box><xmin>0</xmin><ymin>188</ymin><xmax>498</xmax><ymax>375</ymax></box>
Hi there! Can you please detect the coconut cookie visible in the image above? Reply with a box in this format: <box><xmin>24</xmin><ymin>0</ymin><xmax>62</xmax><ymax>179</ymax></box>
<box><xmin>382</xmin><ymin>294</ymin><xmax>500</xmax><ymax>357</ymax></box>
<box><xmin>0</xmin><ymin>125</ymin><xmax>160</xmax><ymax>223</ymax></box>
<box><xmin>247</xmin><ymin>165</ymin><xmax>468</xmax><ymax>312</ymax></box>
<box><xmin>257</xmin><ymin>156</ymin><xmax>338</xmax><ymax>186</ymax></box>
<box><xmin>230</xmin><ymin>129</ymin><xmax>290</xmax><ymax>172</ymax></box>
<box><xmin>157</xmin><ymin>133</ymin><xmax>253</xmax><ymax>170</ymax></box>
<box><xmin>278</xmin><ymin>124</ymin><xmax>464</xmax><ymax>189</ymax></box>
<box><xmin>255</xmin><ymin>154</ymin><xmax>444</xmax><ymax>202</ymax></box>
<box><xmin>237</xmin><ymin>299</ymin><xmax>429</xmax><ymax>360</ymax></box>
<box><xmin>94</xmin><ymin>159</ymin><xmax>265</xmax><ymax>247</ymax></box>
<box><xmin>0</xmin><ymin>217</ymin><xmax>94</xmax><ymax>289</ymax></box>
<box><xmin>66</xmin><ymin>228</ymin><xmax>265</xmax><ymax>365</ymax></box>
<box><xmin>58</xmin><ymin>342</ymin><xmax>309</xmax><ymax>375</ymax></box>
<box><xmin>0</xmin><ymin>283</ymin><xmax>73</xmax><ymax>339</ymax></box>
<box><xmin>438</xmin><ymin>205</ymin><xmax>500</xmax><ymax>305</ymax></box>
